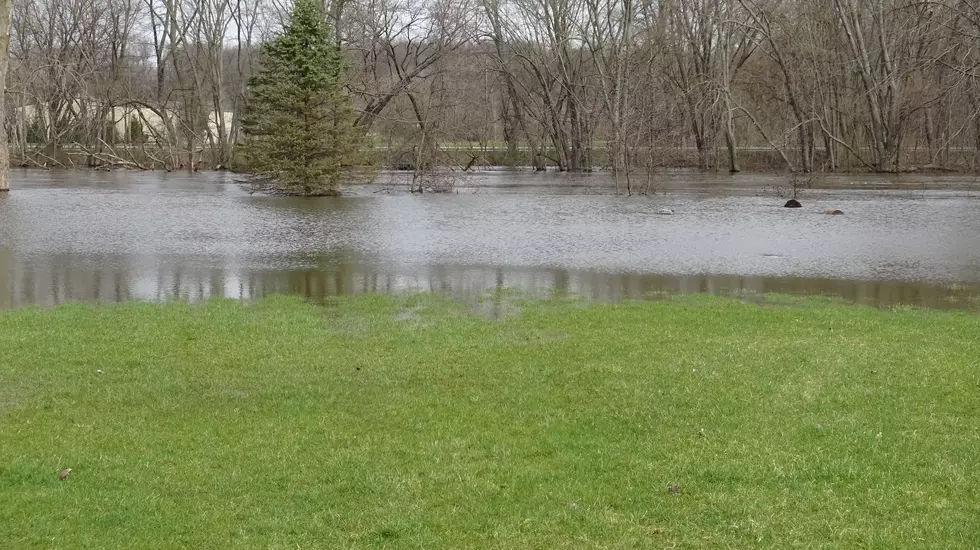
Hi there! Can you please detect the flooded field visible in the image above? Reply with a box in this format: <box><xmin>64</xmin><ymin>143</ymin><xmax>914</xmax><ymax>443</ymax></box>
<box><xmin>1</xmin><ymin>168</ymin><xmax>979</xmax><ymax>309</ymax></box>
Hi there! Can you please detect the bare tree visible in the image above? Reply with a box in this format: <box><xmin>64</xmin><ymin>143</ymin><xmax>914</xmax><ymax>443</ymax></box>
<box><xmin>4</xmin><ymin>0</ymin><xmax>980</xmax><ymax>176</ymax></box>
<box><xmin>0</xmin><ymin>0</ymin><xmax>10</xmax><ymax>191</ymax></box>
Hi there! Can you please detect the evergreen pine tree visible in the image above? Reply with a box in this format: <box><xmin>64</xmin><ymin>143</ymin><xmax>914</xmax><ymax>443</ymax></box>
<box><xmin>241</xmin><ymin>0</ymin><xmax>359</xmax><ymax>195</ymax></box>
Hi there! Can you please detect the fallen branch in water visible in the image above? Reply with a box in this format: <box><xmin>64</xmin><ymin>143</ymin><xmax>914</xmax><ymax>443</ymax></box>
<box><xmin>16</xmin><ymin>155</ymin><xmax>51</xmax><ymax>169</ymax></box>
<box><xmin>21</xmin><ymin>148</ymin><xmax>68</xmax><ymax>169</ymax></box>
<box><xmin>69</xmin><ymin>140</ymin><xmax>151</xmax><ymax>171</ymax></box>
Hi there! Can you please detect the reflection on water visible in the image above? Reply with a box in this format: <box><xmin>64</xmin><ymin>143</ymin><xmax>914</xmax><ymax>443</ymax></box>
<box><xmin>2</xmin><ymin>169</ymin><xmax>980</xmax><ymax>310</ymax></box>
<box><xmin>2</xmin><ymin>253</ymin><xmax>978</xmax><ymax>311</ymax></box>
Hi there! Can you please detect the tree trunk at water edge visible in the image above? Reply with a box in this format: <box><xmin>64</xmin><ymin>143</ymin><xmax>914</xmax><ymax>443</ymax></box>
<box><xmin>0</xmin><ymin>0</ymin><xmax>11</xmax><ymax>192</ymax></box>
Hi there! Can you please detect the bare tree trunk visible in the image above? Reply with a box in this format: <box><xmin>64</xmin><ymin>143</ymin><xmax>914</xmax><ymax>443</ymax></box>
<box><xmin>0</xmin><ymin>0</ymin><xmax>10</xmax><ymax>192</ymax></box>
<box><xmin>833</xmin><ymin>0</ymin><xmax>905</xmax><ymax>171</ymax></box>
<box><xmin>724</xmin><ymin>109</ymin><xmax>739</xmax><ymax>172</ymax></box>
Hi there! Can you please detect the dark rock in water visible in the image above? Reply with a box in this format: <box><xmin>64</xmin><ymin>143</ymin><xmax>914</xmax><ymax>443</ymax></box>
<box><xmin>823</xmin><ymin>209</ymin><xmax>844</xmax><ymax>215</ymax></box>
<box><xmin>784</xmin><ymin>199</ymin><xmax>802</xmax><ymax>208</ymax></box>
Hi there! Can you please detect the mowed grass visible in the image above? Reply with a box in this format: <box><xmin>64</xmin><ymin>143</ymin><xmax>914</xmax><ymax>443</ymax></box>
<box><xmin>1</xmin><ymin>294</ymin><xmax>979</xmax><ymax>548</ymax></box>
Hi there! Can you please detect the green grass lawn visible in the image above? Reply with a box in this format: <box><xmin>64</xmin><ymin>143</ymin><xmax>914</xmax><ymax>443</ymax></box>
<box><xmin>1</xmin><ymin>294</ymin><xmax>978</xmax><ymax>548</ymax></box>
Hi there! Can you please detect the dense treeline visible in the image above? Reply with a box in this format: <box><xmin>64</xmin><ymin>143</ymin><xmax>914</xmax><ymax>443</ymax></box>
<box><xmin>7</xmin><ymin>0</ymin><xmax>980</xmax><ymax>173</ymax></box>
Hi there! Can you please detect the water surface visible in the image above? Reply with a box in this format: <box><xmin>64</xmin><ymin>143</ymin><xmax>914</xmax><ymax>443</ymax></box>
<box><xmin>2</xmin><ymin>169</ymin><xmax>979</xmax><ymax>309</ymax></box>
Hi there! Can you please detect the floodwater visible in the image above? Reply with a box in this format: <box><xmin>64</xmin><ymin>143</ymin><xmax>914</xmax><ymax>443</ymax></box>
<box><xmin>1</xmin><ymin>168</ymin><xmax>980</xmax><ymax>310</ymax></box>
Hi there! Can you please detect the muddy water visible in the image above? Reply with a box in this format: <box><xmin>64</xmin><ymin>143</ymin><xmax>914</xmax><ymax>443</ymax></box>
<box><xmin>1</xmin><ymin>168</ymin><xmax>979</xmax><ymax>309</ymax></box>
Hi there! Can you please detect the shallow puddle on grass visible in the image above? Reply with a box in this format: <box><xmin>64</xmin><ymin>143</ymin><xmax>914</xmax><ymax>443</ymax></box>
<box><xmin>392</xmin><ymin>310</ymin><xmax>419</xmax><ymax>322</ymax></box>
<box><xmin>472</xmin><ymin>296</ymin><xmax>522</xmax><ymax>320</ymax></box>
<box><xmin>320</xmin><ymin>302</ymin><xmax>379</xmax><ymax>337</ymax></box>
